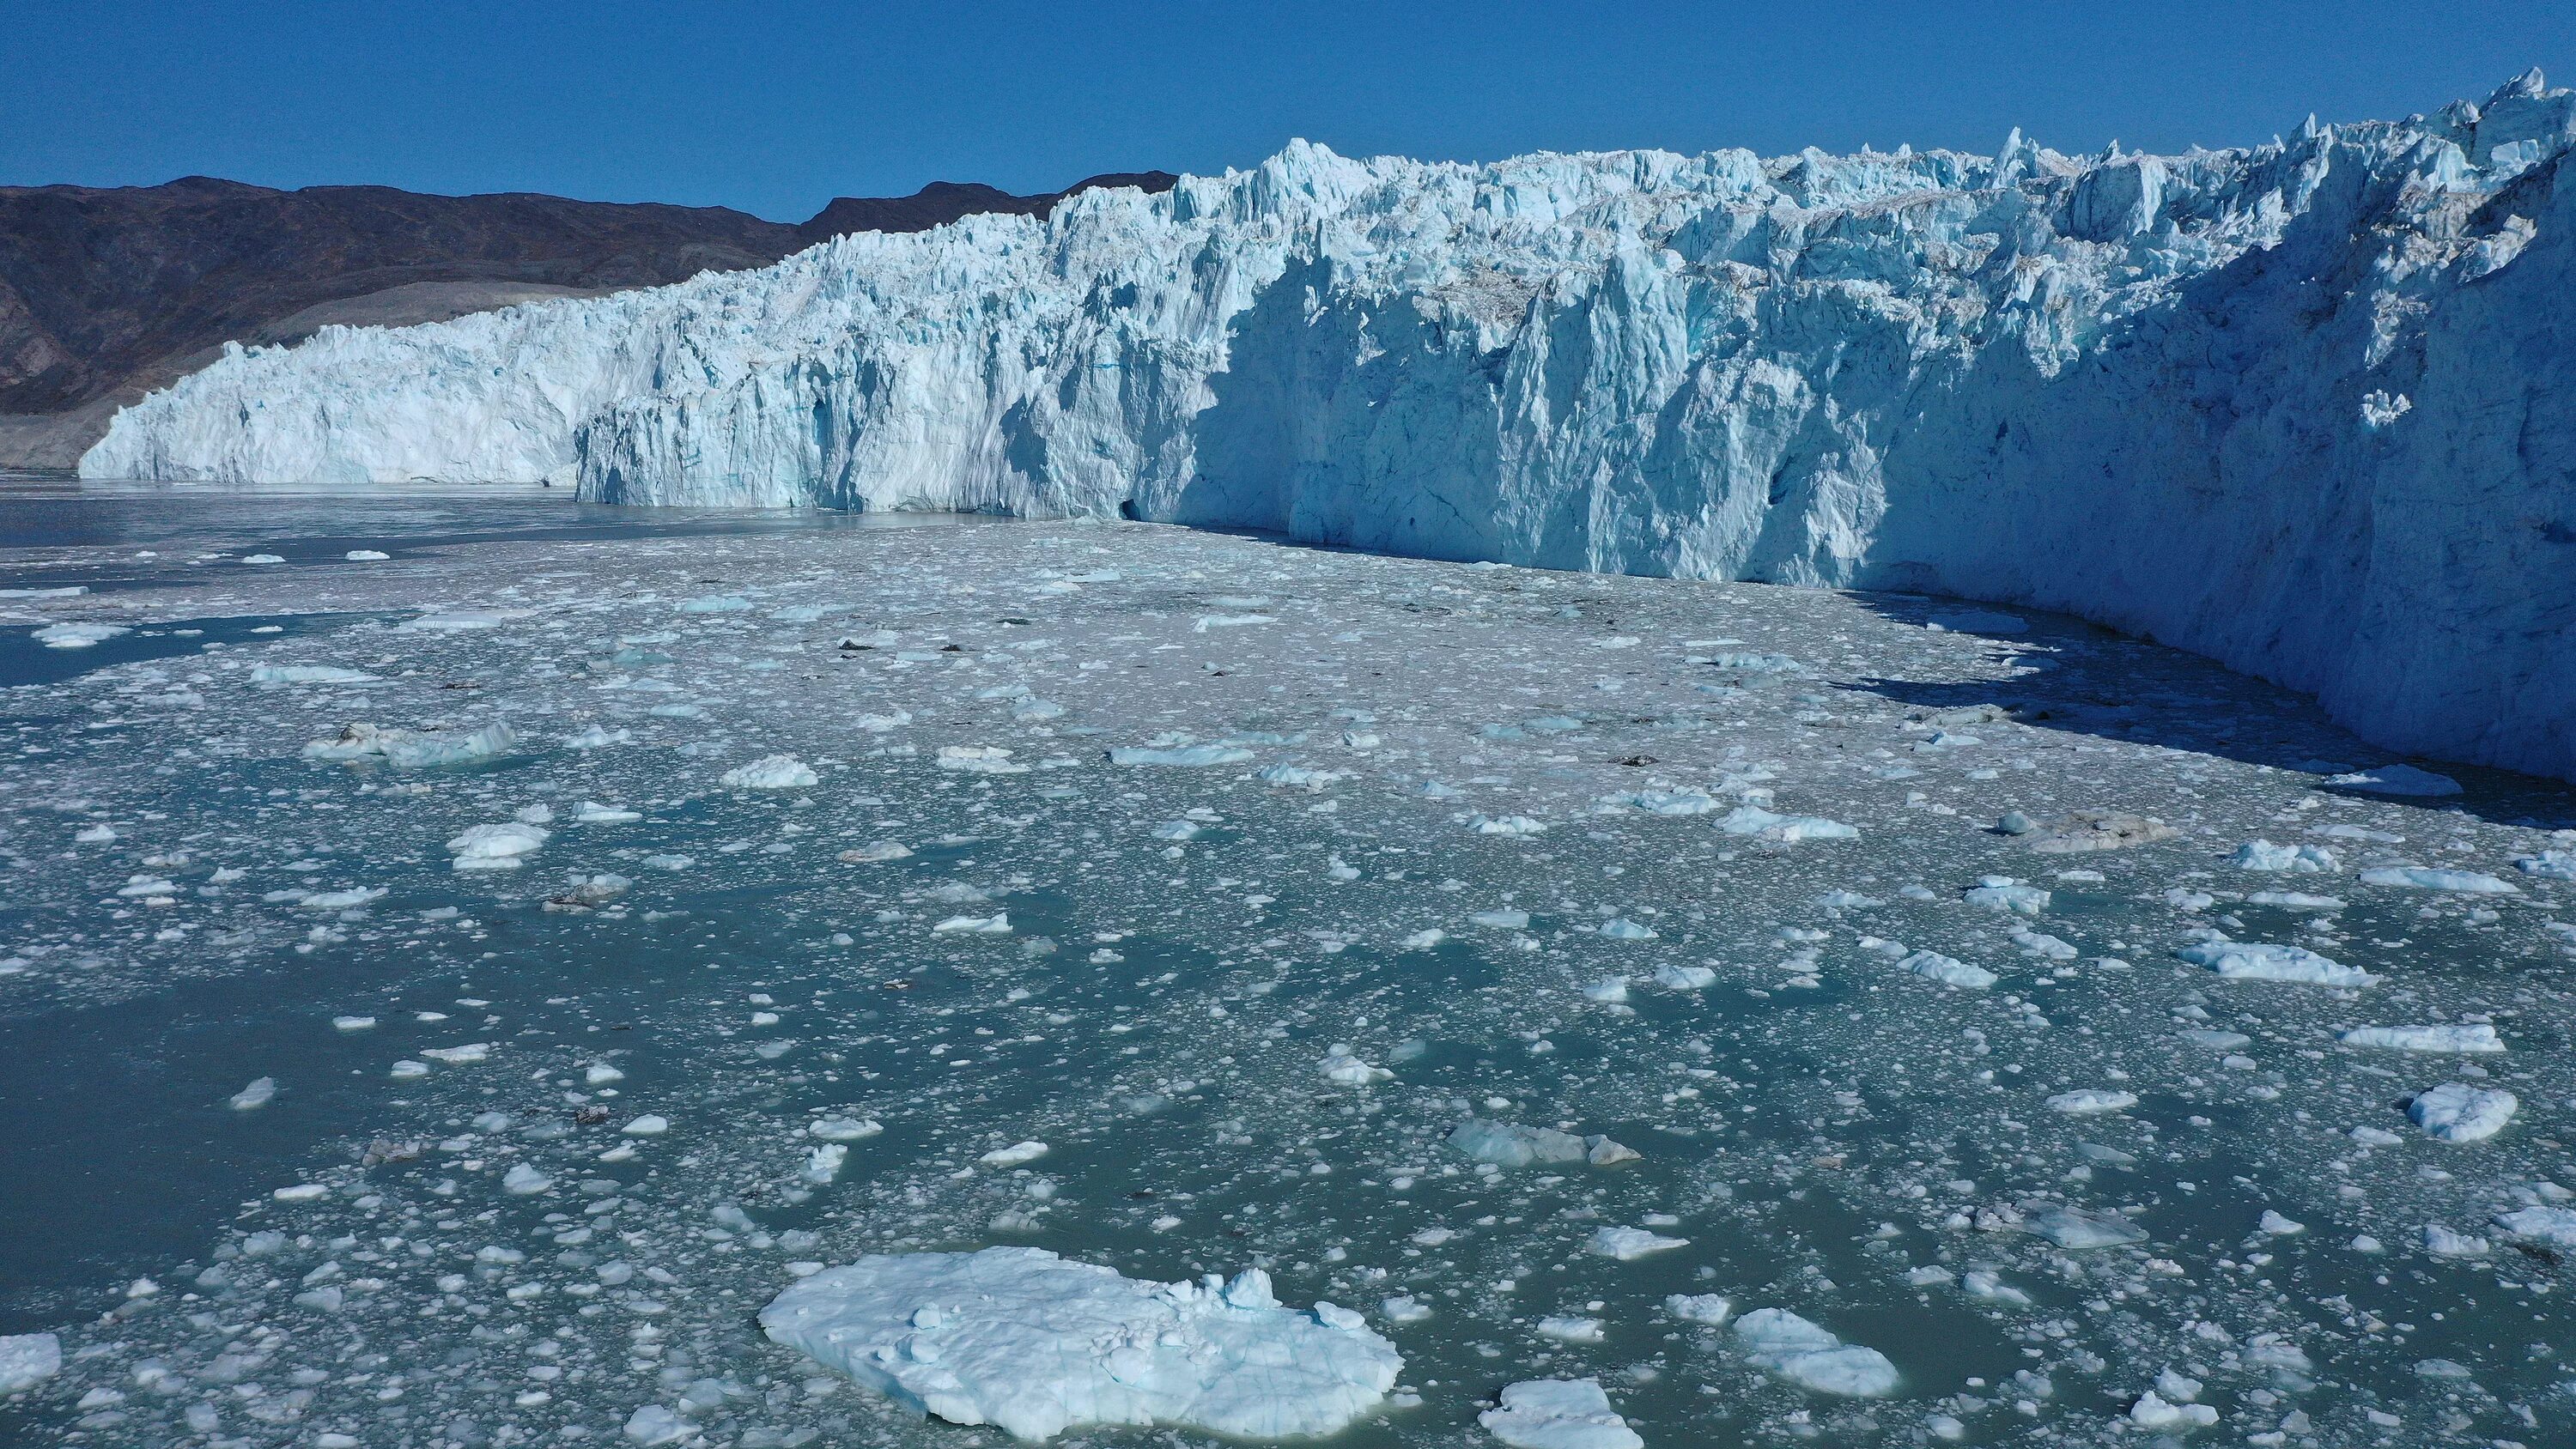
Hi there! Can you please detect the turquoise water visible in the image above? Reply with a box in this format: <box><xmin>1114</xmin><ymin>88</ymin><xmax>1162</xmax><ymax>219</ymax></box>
<box><xmin>3</xmin><ymin>488</ymin><xmax>2573</xmax><ymax>1447</ymax></box>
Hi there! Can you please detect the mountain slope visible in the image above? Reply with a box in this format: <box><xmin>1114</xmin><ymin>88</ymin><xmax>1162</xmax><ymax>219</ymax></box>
<box><xmin>0</xmin><ymin>170</ymin><xmax>1173</xmax><ymax>466</ymax></box>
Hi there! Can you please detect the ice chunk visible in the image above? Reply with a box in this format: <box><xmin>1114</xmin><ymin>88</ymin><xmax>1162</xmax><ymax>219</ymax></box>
<box><xmin>1479</xmin><ymin>1378</ymin><xmax>1642</xmax><ymax>1449</ymax></box>
<box><xmin>811</xmin><ymin>1117</ymin><xmax>884</xmax><ymax>1141</ymax></box>
<box><xmin>2494</xmin><ymin>1206</ymin><xmax>2576</xmax><ymax>1246</ymax></box>
<box><xmin>2026</xmin><ymin>1205</ymin><xmax>2148</xmax><ymax>1248</ymax></box>
<box><xmin>32</xmin><ymin>621</ymin><xmax>128</xmax><ymax>649</ymax></box>
<box><xmin>343</xmin><ymin>549</ymin><xmax>389</xmax><ymax>561</ymax></box>
<box><xmin>1109</xmin><ymin>744</ymin><xmax>1254</xmax><ymax>767</ymax></box>
<box><xmin>721</xmin><ymin>755</ymin><xmax>819</xmax><ymax>790</ymax></box>
<box><xmin>2244</xmin><ymin>890</ymin><xmax>2344</xmax><ymax>910</ymax></box>
<box><xmin>2045</xmin><ymin>1089</ymin><xmax>2137</xmax><ymax>1116</ymax></box>
<box><xmin>249</xmin><ymin>664</ymin><xmax>375</xmax><ymax>685</ymax></box>
<box><xmin>2329</xmin><ymin>764</ymin><xmax>2462</xmax><ymax>797</ymax></box>
<box><xmin>1900</xmin><ymin>950</ymin><xmax>1996</xmax><ymax>990</ymax></box>
<box><xmin>2357</xmin><ymin>866</ymin><xmax>2519</xmax><ymax>894</ymax></box>
<box><xmin>980</xmin><ymin>1140</ymin><xmax>1048</xmax><ymax>1167</ymax></box>
<box><xmin>1589</xmin><ymin>1225</ymin><xmax>1689</xmax><ymax>1260</ymax></box>
<box><xmin>0</xmin><ymin>1332</ymin><xmax>62</xmax><ymax>1393</ymax></box>
<box><xmin>1665</xmin><ymin>1292</ymin><xmax>1733</xmax><ymax>1325</ymax></box>
<box><xmin>2129</xmin><ymin>1391</ymin><xmax>2219</xmax><ymax>1429</ymax></box>
<box><xmin>448</xmin><ymin>821</ymin><xmax>548</xmax><ymax>870</ymax></box>
<box><xmin>1733</xmin><ymin>1308</ymin><xmax>1900</xmax><ymax>1396</ymax></box>
<box><xmin>228</xmin><ymin>1076</ymin><xmax>276</xmax><ymax>1111</ymax></box>
<box><xmin>761</xmin><ymin>1249</ymin><xmax>1400</xmax><ymax>1440</ymax></box>
<box><xmin>575</xmin><ymin>800</ymin><xmax>642</xmax><ymax>823</ymax></box>
<box><xmin>1653</xmin><ymin>963</ymin><xmax>1716</xmax><ymax>990</ymax></box>
<box><xmin>1469</xmin><ymin>813</ymin><xmax>1548</xmax><ymax>835</ymax></box>
<box><xmin>1447</xmin><ymin>1120</ymin><xmax>1588</xmax><ymax>1167</ymax></box>
<box><xmin>1718</xmin><ymin>805</ymin><xmax>1857</xmax><ymax>841</ymax></box>
<box><xmin>2175</xmin><ymin>940</ymin><xmax>2377</xmax><ymax>987</ymax></box>
<box><xmin>936</xmin><ymin>745</ymin><xmax>1029</xmax><ymax>775</ymax></box>
<box><xmin>839</xmin><ymin>840</ymin><xmax>914</xmax><ymax>862</ymax></box>
<box><xmin>2517</xmin><ymin>850</ymin><xmax>2576</xmax><ymax>881</ymax></box>
<box><xmin>563</xmin><ymin>724</ymin><xmax>632</xmax><ymax>749</ymax></box>
<box><xmin>1963</xmin><ymin>877</ymin><xmax>2048</xmax><ymax>914</ymax></box>
<box><xmin>1536</xmin><ymin>1315</ymin><xmax>1604</xmax><ymax>1343</ymax></box>
<box><xmin>1318</xmin><ymin>1051</ymin><xmax>1391</xmax><ymax>1085</ymax></box>
<box><xmin>2233</xmin><ymin>840</ymin><xmax>2339</xmax><ymax>872</ymax></box>
<box><xmin>2409</xmin><ymin>1082</ymin><xmax>2517</xmax><ymax>1142</ymax></box>
<box><xmin>2340</xmin><ymin>1025</ymin><xmax>2505</xmax><ymax>1053</ymax></box>
<box><xmin>304</xmin><ymin>720</ymin><xmax>517</xmax><ymax>768</ymax></box>
<box><xmin>1470</xmin><ymin>909</ymin><xmax>1531</xmax><ymax>929</ymax></box>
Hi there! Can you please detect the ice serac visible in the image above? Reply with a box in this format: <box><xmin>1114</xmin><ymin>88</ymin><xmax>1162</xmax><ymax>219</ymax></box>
<box><xmin>756</xmin><ymin>1247</ymin><xmax>1400</xmax><ymax>1440</ymax></box>
<box><xmin>83</xmin><ymin>76</ymin><xmax>2576</xmax><ymax>779</ymax></box>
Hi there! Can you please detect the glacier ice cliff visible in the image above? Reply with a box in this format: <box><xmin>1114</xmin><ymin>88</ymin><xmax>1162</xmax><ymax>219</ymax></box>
<box><xmin>83</xmin><ymin>74</ymin><xmax>2576</xmax><ymax>779</ymax></box>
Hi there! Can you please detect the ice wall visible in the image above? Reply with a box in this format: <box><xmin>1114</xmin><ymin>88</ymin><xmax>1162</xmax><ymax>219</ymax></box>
<box><xmin>83</xmin><ymin>75</ymin><xmax>2576</xmax><ymax>779</ymax></box>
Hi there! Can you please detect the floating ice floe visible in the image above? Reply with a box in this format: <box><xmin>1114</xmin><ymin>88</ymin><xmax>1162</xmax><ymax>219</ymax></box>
<box><xmin>303</xmin><ymin>720</ymin><xmax>517</xmax><ymax>768</ymax></box>
<box><xmin>1589</xmin><ymin>1225</ymin><xmax>1689</xmax><ymax>1260</ymax></box>
<box><xmin>0</xmin><ymin>1332</ymin><xmax>63</xmax><ymax>1393</ymax></box>
<box><xmin>2495</xmin><ymin>1206</ymin><xmax>2576</xmax><ymax>1246</ymax></box>
<box><xmin>2045</xmin><ymin>1089</ymin><xmax>2138</xmax><ymax>1116</ymax></box>
<box><xmin>1318</xmin><ymin>1049</ymin><xmax>1391</xmax><ymax>1085</ymax></box>
<box><xmin>2357</xmin><ymin>866</ymin><xmax>2519</xmax><ymax>894</ymax></box>
<box><xmin>1732</xmin><ymin>1308</ymin><xmax>1900</xmax><ymax>1396</ymax></box>
<box><xmin>759</xmin><ymin>1249</ymin><xmax>1400</xmax><ymax>1440</ymax></box>
<box><xmin>248</xmin><ymin>664</ymin><xmax>375</xmax><ymax>685</ymax></box>
<box><xmin>2245</xmin><ymin>890</ymin><xmax>2344</xmax><ymax>910</ymax></box>
<box><xmin>2129</xmin><ymin>1391</ymin><xmax>2219</xmax><ymax>1429</ymax></box>
<box><xmin>1654</xmin><ymin>963</ymin><xmax>1716</xmax><ymax>990</ymax></box>
<box><xmin>228</xmin><ymin>1076</ymin><xmax>276</xmax><ymax>1111</ymax></box>
<box><xmin>343</xmin><ymin>549</ymin><xmax>389</xmax><ymax>561</ymax></box>
<box><xmin>2340</xmin><ymin>1025</ymin><xmax>2505</xmax><ymax>1053</ymax></box>
<box><xmin>563</xmin><ymin>724</ymin><xmax>632</xmax><ymax>749</ymax></box>
<box><xmin>1604</xmin><ymin>786</ymin><xmax>1723</xmax><ymax>815</ymax></box>
<box><xmin>447</xmin><ymin>822</ymin><xmax>548</xmax><ymax>871</ymax></box>
<box><xmin>574</xmin><ymin>800</ymin><xmax>641</xmax><ymax>823</ymax></box>
<box><xmin>2025</xmin><ymin>811</ymin><xmax>2178</xmax><ymax>853</ymax></box>
<box><xmin>936</xmin><ymin>745</ymin><xmax>1028</xmax><ymax>774</ymax></box>
<box><xmin>1665</xmin><ymin>1293</ymin><xmax>1733</xmax><ymax>1325</ymax></box>
<box><xmin>1469</xmin><ymin>813</ymin><xmax>1548</xmax><ymax>836</ymax></box>
<box><xmin>2025</xmin><ymin>1204</ymin><xmax>2149</xmax><ymax>1249</ymax></box>
<box><xmin>1901</xmin><ymin>950</ymin><xmax>1996</xmax><ymax>990</ymax></box>
<box><xmin>1478</xmin><ymin>1378</ymin><xmax>1642</xmax><ymax>1449</ymax></box>
<box><xmin>839</xmin><ymin>840</ymin><xmax>913</xmax><ymax>862</ymax></box>
<box><xmin>2518</xmin><ymin>850</ymin><xmax>2576</xmax><ymax>880</ymax></box>
<box><xmin>810</xmin><ymin>1116</ymin><xmax>882</xmax><ymax>1141</ymax></box>
<box><xmin>1717</xmin><ymin>805</ymin><xmax>1856</xmax><ymax>841</ymax></box>
<box><xmin>1963</xmin><ymin>876</ymin><xmax>2049</xmax><ymax>913</ymax></box>
<box><xmin>31</xmin><ymin>621</ymin><xmax>129</xmax><ymax>649</ymax></box>
<box><xmin>1109</xmin><ymin>744</ymin><xmax>1255</xmax><ymax>767</ymax></box>
<box><xmin>2233</xmin><ymin>840</ymin><xmax>2338</xmax><ymax>872</ymax></box>
<box><xmin>720</xmin><ymin>755</ymin><xmax>819</xmax><ymax>789</ymax></box>
<box><xmin>2410</xmin><ymin>1082</ymin><xmax>2517</xmax><ymax>1142</ymax></box>
<box><xmin>2329</xmin><ymin>764</ymin><xmax>2463</xmax><ymax>797</ymax></box>
<box><xmin>2174</xmin><ymin>940</ymin><xmax>2378</xmax><ymax>987</ymax></box>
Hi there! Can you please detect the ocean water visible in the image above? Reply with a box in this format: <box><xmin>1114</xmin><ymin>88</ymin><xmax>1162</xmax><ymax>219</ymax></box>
<box><xmin>3</xmin><ymin>483</ymin><xmax>2573</xmax><ymax>1447</ymax></box>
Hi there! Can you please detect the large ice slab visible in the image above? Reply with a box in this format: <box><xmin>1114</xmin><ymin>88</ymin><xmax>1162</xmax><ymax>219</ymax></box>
<box><xmin>757</xmin><ymin>1247</ymin><xmax>1400</xmax><ymax>1440</ymax></box>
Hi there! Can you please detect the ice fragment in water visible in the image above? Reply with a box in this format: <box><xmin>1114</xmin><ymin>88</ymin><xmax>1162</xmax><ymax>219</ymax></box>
<box><xmin>0</xmin><ymin>1332</ymin><xmax>62</xmax><ymax>1393</ymax></box>
<box><xmin>979</xmin><ymin>1140</ymin><xmax>1048</xmax><ymax>1167</ymax></box>
<box><xmin>228</xmin><ymin>1076</ymin><xmax>276</xmax><ymax>1111</ymax></box>
<box><xmin>1962</xmin><ymin>877</ymin><xmax>2048</xmax><ymax>913</ymax></box>
<box><xmin>1732</xmin><ymin>1308</ymin><xmax>1900</xmax><ymax>1397</ymax></box>
<box><xmin>2026</xmin><ymin>1205</ymin><xmax>2148</xmax><ymax>1248</ymax></box>
<box><xmin>32</xmin><ymin>622</ymin><xmax>128</xmax><ymax>648</ymax></box>
<box><xmin>2409</xmin><ymin>1082</ymin><xmax>2517</xmax><ymax>1142</ymax></box>
<box><xmin>720</xmin><ymin>755</ymin><xmax>818</xmax><ymax>790</ymax></box>
<box><xmin>1900</xmin><ymin>950</ymin><xmax>1996</xmax><ymax>990</ymax></box>
<box><xmin>810</xmin><ymin>1116</ymin><xmax>883</xmax><ymax>1141</ymax></box>
<box><xmin>2175</xmin><ymin>940</ymin><xmax>2377</xmax><ymax>986</ymax></box>
<box><xmin>2328</xmin><ymin>764</ymin><xmax>2462</xmax><ymax>796</ymax></box>
<box><xmin>1447</xmin><ymin>1120</ymin><xmax>1587</xmax><ymax>1167</ymax></box>
<box><xmin>1318</xmin><ymin>1050</ymin><xmax>1391</xmax><ymax>1085</ymax></box>
<box><xmin>2517</xmin><ymin>850</ymin><xmax>2576</xmax><ymax>880</ymax></box>
<box><xmin>759</xmin><ymin>1248</ymin><xmax>1400</xmax><ymax>1440</ymax></box>
<box><xmin>1588</xmin><ymin>1225</ymin><xmax>1689</xmax><ymax>1259</ymax></box>
<box><xmin>2129</xmin><ymin>1391</ymin><xmax>2219</xmax><ymax>1429</ymax></box>
<box><xmin>1718</xmin><ymin>805</ymin><xmax>1856</xmax><ymax>841</ymax></box>
<box><xmin>1665</xmin><ymin>1292</ymin><xmax>1733</xmax><ymax>1325</ymax></box>
<box><xmin>2233</xmin><ymin>840</ymin><xmax>2339</xmax><ymax>872</ymax></box>
<box><xmin>1109</xmin><ymin>743</ymin><xmax>1255</xmax><ymax>767</ymax></box>
<box><xmin>304</xmin><ymin>719</ymin><xmax>518</xmax><ymax>767</ymax></box>
<box><xmin>249</xmin><ymin>664</ymin><xmax>375</xmax><ymax>685</ymax></box>
<box><xmin>2045</xmin><ymin>1089</ymin><xmax>2137</xmax><ymax>1115</ymax></box>
<box><xmin>448</xmin><ymin>821</ymin><xmax>548</xmax><ymax>870</ymax></box>
<box><xmin>2340</xmin><ymin>1025</ymin><xmax>2504</xmax><ymax>1053</ymax></box>
<box><xmin>935</xmin><ymin>745</ymin><xmax>1028</xmax><ymax>774</ymax></box>
<box><xmin>1478</xmin><ymin>1378</ymin><xmax>1642</xmax><ymax>1449</ymax></box>
<box><xmin>2494</xmin><ymin>1206</ymin><xmax>2576</xmax><ymax>1246</ymax></box>
<box><xmin>2357</xmin><ymin>866</ymin><xmax>2518</xmax><ymax>894</ymax></box>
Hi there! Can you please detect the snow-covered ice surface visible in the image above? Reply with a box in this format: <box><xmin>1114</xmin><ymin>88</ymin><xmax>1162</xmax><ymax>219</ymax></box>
<box><xmin>79</xmin><ymin>76</ymin><xmax>2576</xmax><ymax>783</ymax></box>
<box><xmin>5</xmin><ymin>493</ymin><xmax>2576</xmax><ymax>1448</ymax></box>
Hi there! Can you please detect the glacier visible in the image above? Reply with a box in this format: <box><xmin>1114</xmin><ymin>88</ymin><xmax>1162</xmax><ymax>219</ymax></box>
<box><xmin>81</xmin><ymin>73</ymin><xmax>2576</xmax><ymax>779</ymax></box>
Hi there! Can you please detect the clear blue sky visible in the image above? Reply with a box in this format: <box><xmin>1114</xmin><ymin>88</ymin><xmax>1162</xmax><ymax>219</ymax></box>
<box><xmin>3</xmin><ymin>2</ymin><xmax>2567</xmax><ymax>221</ymax></box>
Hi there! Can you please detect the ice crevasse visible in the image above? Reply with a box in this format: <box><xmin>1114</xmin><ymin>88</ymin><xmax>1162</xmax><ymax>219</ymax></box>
<box><xmin>83</xmin><ymin>73</ymin><xmax>2576</xmax><ymax>779</ymax></box>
